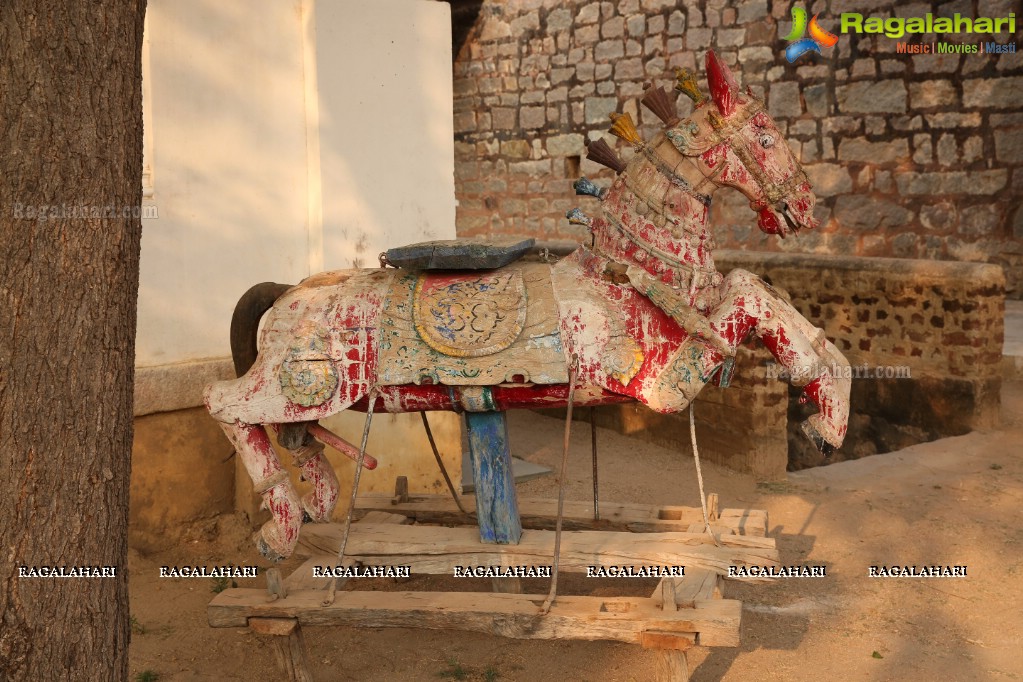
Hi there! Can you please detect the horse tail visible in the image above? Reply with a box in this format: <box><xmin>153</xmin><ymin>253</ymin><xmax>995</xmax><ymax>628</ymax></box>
<box><xmin>230</xmin><ymin>282</ymin><xmax>292</xmax><ymax>377</ymax></box>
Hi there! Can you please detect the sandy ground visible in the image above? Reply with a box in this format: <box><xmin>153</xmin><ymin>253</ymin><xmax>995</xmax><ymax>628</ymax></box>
<box><xmin>129</xmin><ymin>381</ymin><xmax>1023</xmax><ymax>681</ymax></box>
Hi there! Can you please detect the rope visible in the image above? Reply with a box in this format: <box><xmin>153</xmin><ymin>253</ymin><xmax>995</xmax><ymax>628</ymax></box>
<box><xmin>689</xmin><ymin>402</ymin><xmax>721</xmax><ymax>547</ymax></box>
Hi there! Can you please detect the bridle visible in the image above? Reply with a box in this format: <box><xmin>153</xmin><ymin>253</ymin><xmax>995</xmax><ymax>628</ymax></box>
<box><xmin>666</xmin><ymin>98</ymin><xmax>811</xmax><ymax>209</ymax></box>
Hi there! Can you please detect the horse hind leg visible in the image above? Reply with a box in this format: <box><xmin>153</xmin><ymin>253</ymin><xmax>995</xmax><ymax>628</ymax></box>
<box><xmin>220</xmin><ymin>421</ymin><xmax>304</xmax><ymax>561</ymax></box>
<box><xmin>709</xmin><ymin>269</ymin><xmax>851</xmax><ymax>453</ymax></box>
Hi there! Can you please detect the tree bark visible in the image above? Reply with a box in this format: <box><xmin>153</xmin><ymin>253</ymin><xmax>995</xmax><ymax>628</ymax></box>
<box><xmin>0</xmin><ymin>1</ymin><xmax>147</xmax><ymax>679</ymax></box>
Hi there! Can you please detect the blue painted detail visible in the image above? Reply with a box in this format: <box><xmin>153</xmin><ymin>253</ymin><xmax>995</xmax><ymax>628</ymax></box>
<box><xmin>465</xmin><ymin>411</ymin><xmax>522</xmax><ymax>544</ymax></box>
<box><xmin>574</xmin><ymin>176</ymin><xmax>606</xmax><ymax>200</ymax></box>
<box><xmin>717</xmin><ymin>356</ymin><xmax>735</xmax><ymax>388</ymax></box>
<box><xmin>566</xmin><ymin>208</ymin><xmax>592</xmax><ymax>227</ymax></box>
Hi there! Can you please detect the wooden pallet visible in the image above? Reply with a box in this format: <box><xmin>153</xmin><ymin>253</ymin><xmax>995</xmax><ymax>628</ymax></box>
<box><xmin>209</xmin><ymin>499</ymin><xmax>777</xmax><ymax>681</ymax></box>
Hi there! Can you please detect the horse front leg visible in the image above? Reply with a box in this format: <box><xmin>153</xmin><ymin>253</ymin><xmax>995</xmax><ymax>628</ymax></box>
<box><xmin>707</xmin><ymin>269</ymin><xmax>851</xmax><ymax>454</ymax></box>
<box><xmin>278</xmin><ymin>426</ymin><xmax>340</xmax><ymax>524</ymax></box>
<box><xmin>220</xmin><ymin>421</ymin><xmax>304</xmax><ymax>561</ymax></box>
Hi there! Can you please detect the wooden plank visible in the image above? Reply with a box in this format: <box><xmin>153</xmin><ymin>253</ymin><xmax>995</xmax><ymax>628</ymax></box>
<box><xmin>249</xmin><ymin>616</ymin><xmax>298</xmax><ymax>637</ymax></box>
<box><xmin>283</xmin><ymin>555</ymin><xmax>344</xmax><ymax>592</ymax></box>
<box><xmin>655</xmin><ymin>647</ymin><xmax>691</xmax><ymax>681</ymax></box>
<box><xmin>684</xmin><ymin>523</ymin><xmax>735</xmax><ymax>535</ymax></box>
<box><xmin>280</xmin><ymin>627</ymin><xmax>313</xmax><ymax>682</ymax></box>
<box><xmin>359</xmin><ymin>511</ymin><xmax>411</xmax><ymax>525</ymax></box>
<box><xmin>249</xmin><ymin>618</ymin><xmax>313</xmax><ymax>682</ymax></box>
<box><xmin>289</xmin><ymin>512</ymin><xmax>411</xmax><ymax>591</ymax></box>
<box><xmin>465</xmin><ymin>411</ymin><xmax>522</xmax><ymax>544</ymax></box>
<box><xmin>641</xmin><ymin>631</ymin><xmax>695</xmax><ymax>650</ymax></box>
<box><xmin>653</xmin><ymin>569</ymin><xmax>721</xmax><ymax>609</ymax></box>
<box><xmin>718</xmin><ymin>508</ymin><xmax>768</xmax><ymax>537</ymax></box>
<box><xmin>265</xmin><ymin>568</ymin><xmax>287</xmax><ymax>600</ymax></box>
<box><xmin>354</xmin><ymin>493</ymin><xmax>768</xmax><ymax>537</ymax></box>
<box><xmin>209</xmin><ymin>589</ymin><xmax>741</xmax><ymax>647</ymax></box>
<box><xmin>294</xmin><ymin>523</ymin><xmax>778</xmax><ymax>579</ymax></box>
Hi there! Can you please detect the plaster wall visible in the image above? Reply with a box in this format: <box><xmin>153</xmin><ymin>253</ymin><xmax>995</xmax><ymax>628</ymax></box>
<box><xmin>130</xmin><ymin>0</ymin><xmax>461</xmax><ymax>542</ymax></box>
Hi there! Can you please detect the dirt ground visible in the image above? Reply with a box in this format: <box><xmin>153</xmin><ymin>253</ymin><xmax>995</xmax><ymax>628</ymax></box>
<box><xmin>128</xmin><ymin>381</ymin><xmax>1023</xmax><ymax>681</ymax></box>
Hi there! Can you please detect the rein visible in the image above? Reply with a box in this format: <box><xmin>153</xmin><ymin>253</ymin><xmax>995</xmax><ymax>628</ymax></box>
<box><xmin>590</xmin><ymin>96</ymin><xmax>806</xmax><ymax>294</ymax></box>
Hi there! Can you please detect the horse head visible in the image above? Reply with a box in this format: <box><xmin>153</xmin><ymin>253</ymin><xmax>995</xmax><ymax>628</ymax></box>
<box><xmin>665</xmin><ymin>51</ymin><xmax>817</xmax><ymax>238</ymax></box>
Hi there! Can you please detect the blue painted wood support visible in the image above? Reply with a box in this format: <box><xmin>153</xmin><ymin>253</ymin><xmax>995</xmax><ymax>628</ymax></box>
<box><xmin>465</xmin><ymin>411</ymin><xmax>522</xmax><ymax>544</ymax></box>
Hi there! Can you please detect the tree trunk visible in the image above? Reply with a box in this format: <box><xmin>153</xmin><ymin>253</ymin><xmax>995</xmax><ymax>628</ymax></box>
<box><xmin>0</xmin><ymin>1</ymin><xmax>147</xmax><ymax>679</ymax></box>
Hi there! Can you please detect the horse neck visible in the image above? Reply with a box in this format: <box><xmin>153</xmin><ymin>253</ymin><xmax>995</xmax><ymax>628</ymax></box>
<box><xmin>591</xmin><ymin>132</ymin><xmax>722</xmax><ymax>295</ymax></box>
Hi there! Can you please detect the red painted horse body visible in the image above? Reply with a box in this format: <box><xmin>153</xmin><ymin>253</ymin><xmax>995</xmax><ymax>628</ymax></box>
<box><xmin>206</xmin><ymin>53</ymin><xmax>851</xmax><ymax>561</ymax></box>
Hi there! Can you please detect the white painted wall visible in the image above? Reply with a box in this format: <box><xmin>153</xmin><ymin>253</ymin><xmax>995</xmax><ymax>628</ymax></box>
<box><xmin>136</xmin><ymin>0</ymin><xmax>455</xmax><ymax>367</ymax></box>
<box><xmin>137</xmin><ymin>0</ymin><xmax>462</xmax><ymax>499</ymax></box>
<box><xmin>137</xmin><ymin>0</ymin><xmax>310</xmax><ymax>367</ymax></box>
<box><xmin>313</xmin><ymin>0</ymin><xmax>457</xmax><ymax>271</ymax></box>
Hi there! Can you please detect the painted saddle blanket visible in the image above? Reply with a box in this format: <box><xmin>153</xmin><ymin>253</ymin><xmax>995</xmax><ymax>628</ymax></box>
<box><xmin>377</xmin><ymin>263</ymin><xmax>570</xmax><ymax>386</ymax></box>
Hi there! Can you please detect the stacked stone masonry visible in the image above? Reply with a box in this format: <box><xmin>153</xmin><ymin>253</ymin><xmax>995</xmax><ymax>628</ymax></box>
<box><xmin>453</xmin><ymin>0</ymin><xmax>1023</xmax><ymax>296</ymax></box>
<box><xmin>572</xmin><ymin>251</ymin><xmax>1004</xmax><ymax>477</ymax></box>
<box><xmin>719</xmin><ymin>250</ymin><xmax>1004</xmax><ymax>469</ymax></box>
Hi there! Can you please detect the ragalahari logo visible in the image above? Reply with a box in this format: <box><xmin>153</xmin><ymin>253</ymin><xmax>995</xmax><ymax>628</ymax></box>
<box><xmin>783</xmin><ymin>7</ymin><xmax>839</xmax><ymax>62</ymax></box>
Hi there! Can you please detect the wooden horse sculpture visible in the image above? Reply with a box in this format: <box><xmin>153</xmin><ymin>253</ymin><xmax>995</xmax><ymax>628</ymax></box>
<box><xmin>206</xmin><ymin>52</ymin><xmax>851</xmax><ymax>561</ymax></box>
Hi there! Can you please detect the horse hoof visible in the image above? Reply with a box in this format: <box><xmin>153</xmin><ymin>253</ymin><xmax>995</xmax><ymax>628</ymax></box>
<box><xmin>800</xmin><ymin>420</ymin><xmax>836</xmax><ymax>460</ymax></box>
<box><xmin>256</xmin><ymin>534</ymin><xmax>285</xmax><ymax>563</ymax></box>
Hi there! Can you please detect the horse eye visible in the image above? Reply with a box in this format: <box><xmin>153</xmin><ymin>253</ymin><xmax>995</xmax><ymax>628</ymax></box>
<box><xmin>759</xmin><ymin>133</ymin><xmax>775</xmax><ymax>148</ymax></box>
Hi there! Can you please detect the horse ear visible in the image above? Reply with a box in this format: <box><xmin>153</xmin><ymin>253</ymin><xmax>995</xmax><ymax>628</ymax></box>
<box><xmin>705</xmin><ymin>50</ymin><xmax>738</xmax><ymax>117</ymax></box>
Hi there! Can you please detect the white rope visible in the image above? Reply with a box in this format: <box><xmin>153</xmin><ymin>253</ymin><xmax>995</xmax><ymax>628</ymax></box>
<box><xmin>689</xmin><ymin>402</ymin><xmax>721</xmax><ymax>547</ymax></box>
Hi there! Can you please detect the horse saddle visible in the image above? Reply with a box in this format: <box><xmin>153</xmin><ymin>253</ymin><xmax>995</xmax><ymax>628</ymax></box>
<box><xmin>383</xmin><ymin>237</ymin><xmax>535</xmax><ymax>270</ymax></box>
<box><xmin>377</xmin><ymin>263</ymin><xmax>569</xmax><ymax>386</ymax></box>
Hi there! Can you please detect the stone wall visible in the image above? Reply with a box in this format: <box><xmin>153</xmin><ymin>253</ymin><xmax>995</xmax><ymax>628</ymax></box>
<box><xmin>452</xmin><ymin>0</ymin><xmax>1023</xmax><ymax>296</ymax></box>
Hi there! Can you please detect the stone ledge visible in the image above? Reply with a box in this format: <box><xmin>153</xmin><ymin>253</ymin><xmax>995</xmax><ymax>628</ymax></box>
<box><xmin>715</xmin><ymin>249</ymin><xmax>1005</xmax><ymax>284</ymax></box>
<box><xmin>134</xmin><ymin>357</ymin><xmax>234</xmax><ymax>417</ymax></box>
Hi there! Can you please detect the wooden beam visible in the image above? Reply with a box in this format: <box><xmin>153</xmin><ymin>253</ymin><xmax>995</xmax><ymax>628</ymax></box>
<box><xmin>265</xmin><ymin>568</ymin><xmax>288</xmax><ymax>600</ymax></box>
<box><xmin>359</xmin><ymin>511</ymin><xmax>412</xmax><ymax>525</ymax></box>
<box><xmin>292</xmin><ymin>523</ymin><xmax>777</xmax><ymax>580</ymax></box>
<box><xmin>465</xmin><ymin>411</ymin><xmax>522</xmax><ymax>544</ymax></box>
<box><xmin>653</xmin><ymin>568</ymin><xmax>721</xmax><ymax>609</ymax></box>
<box><xmin>209</xmin><ymin>589</ymin><xmax>741</xmax><ymax>647</ymax></box>
<box><xmin>655</xmin><ymin>646</ymin><xmax>691</xmax><ymax>682</ymax></box>
<box><xmin>248</xmin><ymin>618</ymin><xmax>313</xmax><ymax>682</ymax></box>
<box><xmin>283</xmin><ymin>555</ymin><xmax>343</xmax><ymax>592</ymax></box>
<box><xmin>354</xmin><ymin>493</ymin><xmax>768</xmax><ymax>537</ymax></box>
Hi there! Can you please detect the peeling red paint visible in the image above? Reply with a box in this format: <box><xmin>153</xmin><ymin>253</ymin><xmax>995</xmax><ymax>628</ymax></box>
<box><xmin>206</xmin><ymin>65</ymin><xmax>853</xmax><ymax>561</ymax></box>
